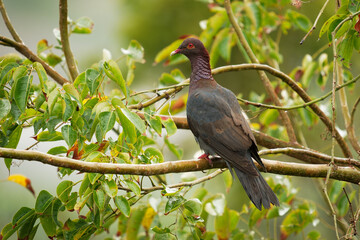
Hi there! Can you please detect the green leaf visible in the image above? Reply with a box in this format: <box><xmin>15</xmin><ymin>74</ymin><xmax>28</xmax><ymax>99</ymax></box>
<box><xmin>164</xmin><ymin>137</ymin><xmax>183</xmax><ymax>159</ymax></box>
<box><xmin>121</xmin><ymin>40</ymin><xmax>145</xmax><ymax>63</ymax></box>
<box><xmin>37</xmin><ymin>39</ymin><xmax>50</xmax><ymax>54</ymax></box>
<box><xmin>12</xmin><ymin>207</ymin><xmax>33</xmax><ymax>225</ymax></box>
<box><xmin>13</xmin><ymin>75</ymin><xmax>32</xmax><ymax>112</ymax></box>
<box><xmin>337</xmin><ymin>190</ymin><xmax>356</xmax><ymax>217</ymax></box>
<box><xmin>164</xmin><ymin>196</ymin><xmax>186</xmax><ymax>215</ymax></box>
<box><xmin>286</xmin><ymin>10</ymin><xmax>311</xmax><ymax>32</ymax></box>
<box><xmin>307</xmin><ymin>230</ymin><xmax>321</xmax><ymax>240</ymax></box>
<box><xmin>319</xmin><ymin>14</ymin><xmax>345</xmax><ymax>39</ymax></box>
<box><xmin>1</xmin><ymin>62</ymin><xmax>18</xmax><ymax>87</ymax></box>
<box><xmin>35</xmin><ymin>190</ymin><xmax>54</xmax><ymax>213</ymax></box>
<box><xmin>126</xmin><ymin>206</ymin><xmax>147</xmax><ymax>239</ymax></box>
<box><xmin>281</xmin><ymin>209</ymin><xmax>315</xmax><ymax>237</ymax></box>
<box><xmin>338</xmin><ymin>30</ymin><xmax>356</xmax><ymax>67</ymax></box>
<box><xmin>103</xmin><ymin>60</ymin><xmax>128</xmax><ymax>98</ymax></box>
<box><xmin>259</xmin><ymin>109</ymin><xmax>279</xmax><ymax>126</ymax></box>
<box><xmin>33</xmin><ymin>62</ymin><xmax>48</xmax><ymax>93</ymax></box>
<box><xmin>72</xmin><ymin>16</ymin><xmax>94</xmax><ymax>34</ymax></box>
<box><xmin>154</xmin><ymin>38</ymin><xmax>184</xmax><ymax>64</ymax></box>
<box><xmin>162</xmin><ymin>118</ymin><xmax>177</xmax><ymax>136</ymax></box>
<box><xmin>159</xmin><ymin>73</ymin><xmax>179</xmax><ymax>86</ymax></box>
<box><xmin>85</xmin><ymin>68</ymin><xmax>101</xmax><ymax>96</ymax></box>
<box><xmin>56</xmin><ymin>180</ymin><xmax>73</xmax><ymax>203</ymax></box>
<box><xmin>120</xmin><ymin>108</ymin><xmax>146</xmax><ymax>133</ymax></box>
<box><xmin>184</xmin><ymin>198</ymin><xmax>202</xmax><ymax>216</ymax></box>
<box><xmin>152</xmin><ymin>226</ymin><xmax>171</xmax><ymax>234</ymax></box>
<box><xmin>4</xmin><ymin>125</ymin><xmax>23</xmax><ymax>169</ymax></box>
<box><xmin>37</xmin><ymin>131</ymin><xmax>63</xmax><ymax>141</ymax></box>
<box><xmin>125</xmin><ymin>180</ymin><xmax>141</xmax><ymax>196</ymax></box>
<box><xmin>214</xmin><ymin>207</ymin><xmax>231</xmax><ymax>240</ymax></box>
<box><xmin>148</xmin><ymin>116</ymin><xmax>162</xmax><ymax>136</ymax></box>
<box><xmin>39</xmin><ymin>202</ymin><xmax>57</xmax><ymax>238</ymax></box>
<box><xmin>115</xmin><ymin>107</ymin><xmax>137</xmax><ymax>143</ymax></box>
<box><xmin>329</xmin><ymin>181</ymin><xmax>346</xmax><ymax>203</ymax></box>
<box><xmin>0</xmin><ymin>223</ymin><xmax>15</xmax><ymax>240</ymax></box>
<box><xmin>210</xmin><ymin>28</ymin><xmax>232</xmax><ymax>67</ymax></box>
<box><xmin>114</xmin><ymin>196</ymin><xmax>130</xmax><ymax>217</ymax></box>
<box><xmin>93</xmin><ymin>189</ymin><xmax>106</xmax><ymax>210</ymax></box>
<box><xmin>45</xmin><ymin>53</ymin><xmax>62</xmax><ymax>67</ymax></box>
<box><xmin>47</xmin><ymin>89</ymin><xmax>60</xmax><ymax>115</ymax></box>
<box><xmin>17</xmin><ymin>213</ymin><xmax>37</xmax><ymax>240</ymax></box>
<box><xmin>222</xmin><ymin>170</ymin><xmax>233</xmax><ymax>192</ymax></box>
<box><xmin>61</xmin><ymin>125</ymin><xmax>77</xmax><ymax>147</ymax></box>
<box><xmin>62</xmin><ymin>93</ymin><xmax>75</xmax><ymax>122</ymax></box>
<box><xmin>144</xmin><ymin>147</ymin><xmax>164</xmax><ymax>163</ymax></box>
<box><xmin>249</xmin><ymin>208</ymin><xmax>266</xmax><ymax>227</ymax></box>
<box><xmin>5</xmin><ymin>208</ymin><xmax>36</xmax><ymax>240</ymax></box>
<box><xmin>99</xmin><ymin>111</ymin><xmax>116</xmax><ymax>134</ymax></box>
<box><xmin>79</xmin><ymin>174</ymin><xmax>90</xmax><ymax>197</ymax></box>
<box><xmin>47</xmin><ymin>146</ymin><xmax>68</xmax><ymax>155</ymax></box>
<box><xmin>102</xmin><ymin>179</ymin><xmax>118</xmax><ymax>198</ymax></box>
<box><xmin>52</xmin><ymin>198</ymin><xmax>63</xmax><ymax>227</ymax></box>
<box><xmin>63</xmin><ymin>83</ymin><xmax>81</xmax><ymax>102</ymax></box>
<box><xmin>0</xmin><ymin>98</ymin><xmax>11</xmax><ymax>120</ymax></box>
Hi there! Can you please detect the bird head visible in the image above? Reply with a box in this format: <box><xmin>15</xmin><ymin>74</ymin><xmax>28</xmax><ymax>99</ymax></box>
<box><xmin>170</xmin><ymin>38</ymin><xmax>208</xmax><ymax>59</ymax></box>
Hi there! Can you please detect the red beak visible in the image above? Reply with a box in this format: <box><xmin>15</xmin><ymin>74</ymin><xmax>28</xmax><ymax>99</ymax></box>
<box><xmin>170</xmin><ymin>49</ymin><xmax>180</xmax><ymax>56</ymax></box>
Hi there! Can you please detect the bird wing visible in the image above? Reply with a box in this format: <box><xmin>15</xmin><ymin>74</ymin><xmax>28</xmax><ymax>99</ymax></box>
<box><xmin>187</xmin><ymin>84</ymin><xmax>260</xmax><ymax>176</ymax></box>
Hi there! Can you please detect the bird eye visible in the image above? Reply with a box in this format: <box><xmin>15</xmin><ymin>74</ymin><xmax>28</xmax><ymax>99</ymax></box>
<box><xmin>187</xmin><ymin>43</ymin><xmax>195</xmax><ymax>49</ymax></box>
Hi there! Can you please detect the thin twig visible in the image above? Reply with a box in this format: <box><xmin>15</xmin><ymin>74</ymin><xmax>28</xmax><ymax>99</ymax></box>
<box><xmin>332</xmin><ymin>11</ymin><xmax>360</xmax><ymax>155</ymax></box>
<box><xmin>119</xmin><ymin>169</ymin><xmax>225</xmax><ymax>193</ymax></box>
<box><xmin>0</xmin><ymin>0</ymin><xmax>22</xmax><ymax>43</ymax></box>
<box><xmin>343</xmin><ymin>188</ymin><xmax>357</xmax><ymax>237</ymax></box>
<box><xmin>300</xmin><ymin>0</ymin><xmax>330</xmax><ymax>45</ymax></box>
<box><xmin>224</xmin><ymin>0</ymin><xmax>297</xmax><ymax>143</ymax></box>
<box><xmin>59</xmin><ymin>0</ymin><xmax>79</xmax><ymax>81</ymax></box>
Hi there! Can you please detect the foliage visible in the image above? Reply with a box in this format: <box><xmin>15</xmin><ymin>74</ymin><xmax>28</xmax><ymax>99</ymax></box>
<box><xmin>1</xmin><ymin>0</ymin><xmax>360</xmax><ymax>239</ymax></box>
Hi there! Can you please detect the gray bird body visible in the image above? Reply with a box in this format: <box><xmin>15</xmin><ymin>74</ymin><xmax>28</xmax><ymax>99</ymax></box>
<box><xmin>172</xmin><ymin>38</ymin><xmax>279</xmax><ymax>210</ymax></box>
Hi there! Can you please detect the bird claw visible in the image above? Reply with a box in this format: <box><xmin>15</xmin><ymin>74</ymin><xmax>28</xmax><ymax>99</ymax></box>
<box><xmin>198</xmin><ymin>153</ymin><xmax>213</xmax><ymax>167</ymax></box>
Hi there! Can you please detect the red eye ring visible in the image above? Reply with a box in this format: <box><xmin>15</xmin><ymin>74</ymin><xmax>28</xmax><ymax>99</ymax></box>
<box><xmin>187</xmin><ymin>43</ymin><xmax>195</xmax><ymax>49</ymax></box>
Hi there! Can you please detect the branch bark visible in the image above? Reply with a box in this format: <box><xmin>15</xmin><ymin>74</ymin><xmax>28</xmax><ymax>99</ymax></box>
<box><xmin>59</xmin><ymin>0</ymin><xmax>79</xmax><ymax>81</ymax></box>
<box><xmin>1</xmin><ymin>147</ymin><xmax>359</xmax><ymax>184</ymax></box>
<box><xmin>0</xmin><ymin>36</ymin><xmax>69</xmax><ymax>85</ymax></box>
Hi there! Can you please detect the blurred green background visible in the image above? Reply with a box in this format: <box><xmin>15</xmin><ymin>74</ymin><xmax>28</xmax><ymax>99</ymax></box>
<box><xmin>1</xmin><ymin>0</ymin><xmax>360</xmax><ymax>239</ymax></box>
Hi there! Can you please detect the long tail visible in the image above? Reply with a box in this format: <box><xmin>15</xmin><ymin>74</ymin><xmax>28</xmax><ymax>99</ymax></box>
<box><xmin>234</xmin><ymin>168</ymin><xmax>279</xmax><ymax>210</ymax></box>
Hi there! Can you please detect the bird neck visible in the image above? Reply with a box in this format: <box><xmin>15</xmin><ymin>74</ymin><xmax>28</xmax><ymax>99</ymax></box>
<box><xmin>190</xmin><ymin>55</ymin><xmax>212</xmax><ymax>82</ymax></box>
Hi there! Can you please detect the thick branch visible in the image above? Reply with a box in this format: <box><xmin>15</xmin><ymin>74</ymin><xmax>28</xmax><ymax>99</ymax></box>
<box><xmin>0</xmin><ymin>36</ymin><xmax>69</xmax><ymax>85</ymax></box>
<box><xmin>224</xmin><ymin>0</ymin><xmax>297</xmax><ymax>143</ymax></box>
<box><xmin>59</xmin><ymin>0</ymin><xmax>79</xmax><ymax>81</ymax></box>
<box><xmin>1</xmin><ymin>147</ymin><xmax>359</xmax><ymax>184</ymax></box>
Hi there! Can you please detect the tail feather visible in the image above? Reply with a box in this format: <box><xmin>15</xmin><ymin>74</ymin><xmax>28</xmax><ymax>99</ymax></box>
<box><xmin>234</xmin><ymin>168</ymin><xmax>279</xmax><ymax>210</ymax></box>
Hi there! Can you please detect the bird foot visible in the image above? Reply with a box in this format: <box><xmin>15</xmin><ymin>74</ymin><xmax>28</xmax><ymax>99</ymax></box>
<box><xmin>198</xmin><ymin>153</ymin><xmax>213</xmax><ymax>167</ymax></box>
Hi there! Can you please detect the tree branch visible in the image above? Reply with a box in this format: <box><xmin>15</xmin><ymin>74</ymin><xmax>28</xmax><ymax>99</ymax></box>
<box><xmin>1</xmin><ymin>147</ymin><xmax>359</xmax><ymax>184</ymax></box>
<box><xmin>59</xmin><ymin>0</ymin><xmax>79</xmax><ymax>81</ymax></box>
<box><xmin>224</xmin><ymin>0</ymin><xmax>297</xmax><ymax>143</ymax></box>
<box><xmin>0</xmin><ymin>0</ymin><xmax>22</xmax><ymax>43</ymax></box>
<box><xmin>0</xmin><ymin>36</ymin><xmax>69</xmax><ymax>85</ymax></box>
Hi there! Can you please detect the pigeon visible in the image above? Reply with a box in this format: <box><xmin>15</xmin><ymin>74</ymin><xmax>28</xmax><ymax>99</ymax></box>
<box><xmin>171</xmin><ymin>38</ymin><xmax>279</xmax><ymax>210</ymax></box>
